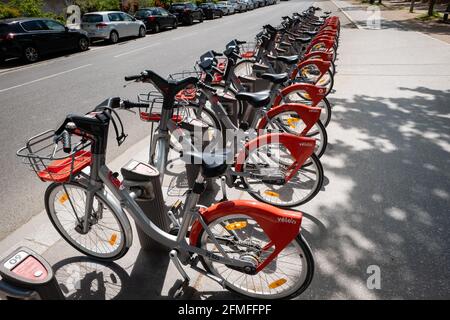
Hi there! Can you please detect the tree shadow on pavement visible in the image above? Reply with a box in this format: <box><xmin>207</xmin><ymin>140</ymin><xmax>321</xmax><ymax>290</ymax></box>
<box><xmin>302</xmin><ymin>86</ymin><xmax>450</xmax><ymax>299</ymax></box>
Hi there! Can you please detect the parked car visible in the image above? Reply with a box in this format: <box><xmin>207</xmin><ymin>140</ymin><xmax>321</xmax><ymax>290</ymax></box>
<box><xmin>81</xmin><ymin>11</ymin><xmax>146</xmax><ymax>44</ymax></box>
<box><xmin>217</xmin><ymin>2</ymin><xmax>234</xmax><ymax>15</ymax></box>
<box><xmin>199</xmin><ymin>3</ymin><xmax>224</xmax><ymax>19</ymax></box>
<box><xmin>229</xmin><ymin>0</ymin><xmax>247</xmax><ymax>12</ymax></box>
<box><xmin>255</xmin><ymin>0</ymin><xmax>266</xmax><ymax>7</ymax></box>
<box><xmin>134</xmin><ymin>7</ymin><xmax>178</xmax><ymax>33</ymax></box>
<box><xmin>168</xmin><ymin>2</ymin><xmax>204</xmax><ymax>25</ymax></box>
<box><xmin>0</xmin><ymin>17</ymin><xmax>89</xmax><ymax>63</ymax></box>
<box><xmin>242</xmin><ymin>0</ymin><xmax>255</xmax><ymax>10</ymax></box>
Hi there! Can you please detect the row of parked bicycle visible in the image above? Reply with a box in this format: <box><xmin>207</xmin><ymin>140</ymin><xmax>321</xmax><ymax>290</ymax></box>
<box><xmin>18</xmin><ymin>6</ymin><xmax>340</xmax><ymax>299</ymax></box>
<box><xmin>0</xmin><ymin>1</ymin><xmax>281</xmax><ymax>64</ymax></box>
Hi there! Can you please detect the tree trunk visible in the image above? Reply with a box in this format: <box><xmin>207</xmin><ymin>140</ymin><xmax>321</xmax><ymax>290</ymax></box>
<box><xmin>428</xmin><ymin>0</ymin><xmax>437</xmax><ymax>16</ymax></box>
<box><xmin>410</xmin><ymin>0</ymin><xmax>416</xmax><ymax>13</ymax></box>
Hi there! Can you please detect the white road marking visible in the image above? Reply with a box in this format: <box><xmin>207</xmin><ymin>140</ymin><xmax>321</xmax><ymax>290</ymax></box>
<box><xmin>172</xmin><ymin>32</ymin><xmax>198</xmax><ymax>41</ymax></box>
<box><xmin>113</xmin><ymin>42</ymin><xmax>161</xmax><ymax>58</ymax></box>
<box><xmin>0</xmin><ymin>47</ymin><xmax>108</xmax><ymax>76</ymax></box>
<box><xmin>0</xmin><ymin>64</ymin><xmax>92</xmax><ymax>93</ymax></box>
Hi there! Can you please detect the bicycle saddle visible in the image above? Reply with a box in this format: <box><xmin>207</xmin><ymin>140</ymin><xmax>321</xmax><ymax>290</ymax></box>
<box><xmin>182</xmin><ymin>150</ymin><xmax>230</xmax><ymax>178</ymax></box>
<box><xmin>145</xmin><ymin>70</ymin><xmax>198</xmax><ymax>98</ymax></box>
<box><xmin>235</xmin><ymin>90</ymin><xmax>271</xmax><ymax>108</ymax></box>
<box><xmin>295</xmin><ymin>36</ymin><xmax>312</xmax><ymax>43</ymax></box>
<box><xmin>276</xmin><ymin>55</ymin><xmax>299</xmax><ymax>65</ymax></box>
<box><xmin>261</xmin><ymin>73</ymin><xmax>289</xmax><ymax>84</ymax></box>
<box><xmin>304</xmin><ymin>30</ymin><xmax>318</xmax><ymax>36</ymax></box>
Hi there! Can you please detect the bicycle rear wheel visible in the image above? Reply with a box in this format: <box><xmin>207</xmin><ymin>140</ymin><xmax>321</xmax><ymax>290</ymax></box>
<box><xmin>45</xmin><ymin>182</ymin><xmax>129</xmax><ymax>260</ymax></box>
<box><xmin>197</xmin><ymin>214</ymin><xmax>314</xmax><ymax>299</ymax></box>
<box><xmin>240</xmin><ymin>146</ymin><xmax>324</xmax><ymax>207</ymax></box>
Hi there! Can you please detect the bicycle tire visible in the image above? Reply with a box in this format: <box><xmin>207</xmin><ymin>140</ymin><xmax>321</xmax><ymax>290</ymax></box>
<box><xmin>45</xmin><ymin>181</ymin><xmax>130</xmax><ymax>261</ymax></box>
<box><xmin>197</xmin><ymin>220</ymin><xmax>314</xmax><ymax>300</ymax></box>
<box><xmin>240</xmin><ymin>152</ymin><xmax>324</xmax><ymax>208</ymax></box>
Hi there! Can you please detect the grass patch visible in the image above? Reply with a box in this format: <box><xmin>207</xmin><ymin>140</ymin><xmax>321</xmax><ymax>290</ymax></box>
<box><xmin>417</xmin><ymin>12</ymin><xmax>443</xmax><ymax>21</ymax></box>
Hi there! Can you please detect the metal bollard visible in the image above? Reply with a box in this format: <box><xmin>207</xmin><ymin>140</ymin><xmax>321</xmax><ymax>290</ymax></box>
<box><xmin>121</xmin><ymin>160</ymin><xmax>170</xmax><ymax>252</ymax></box>
<box><xmin>0</xmin><ymin>247</ymin><xmax>64</xmax><ymax>300</ymax></box>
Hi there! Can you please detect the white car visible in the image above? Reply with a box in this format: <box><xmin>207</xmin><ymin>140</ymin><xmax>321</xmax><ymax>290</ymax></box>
<box><xmin>81</xmin><ymin>11</ymin><xmax>146</xmax><ymax>44</ymax></box>
<box><xmin>217</xmin><ymin>1</ymin><xmax>235</xmax><ymax>15</ymax></box>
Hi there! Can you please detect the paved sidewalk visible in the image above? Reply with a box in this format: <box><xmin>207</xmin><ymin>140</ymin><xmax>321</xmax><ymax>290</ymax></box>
<box><xmin>1</xmin><ymin>1</ymin><xmax>449</xmax><ymax>299</ymax></box>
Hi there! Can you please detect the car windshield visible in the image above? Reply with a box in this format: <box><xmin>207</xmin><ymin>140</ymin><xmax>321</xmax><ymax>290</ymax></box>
<box><xmin>82</xmin><ymin>14</ymin><xmax>103</xmax><ymax>23</ymax></box>
<box><xmin>171</xmin><ymin>4</ymin><xmax>186</xmax><ymax>9</ymax></box>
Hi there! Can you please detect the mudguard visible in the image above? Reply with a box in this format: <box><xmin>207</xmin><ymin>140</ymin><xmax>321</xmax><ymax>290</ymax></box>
<box><xmin>257</xmin><ymin>103</ymin><xmax>321</xmax><ymax>136</ymax></box>
<box><xmin>234</xmin><ymin>133</ymin><xmax>316</xmax><ymax>182</ymax></box>
<box><xmin>302</xmin><ymin>51</ymin><xmax>333</xmax><ymax>63</ymax></box>
<box><xmin>189</xmin><ymin>199</ymin><xmax>303</xmax><ymax>272</ymax></box>
<box><xmin>273</xmin><ymin>83</ymin><xmax>327</xmax><ymax>107</ymax></box>
<box><xmin>290</xmin><ymin>59</ymin><xmax>331</xmax><ymax>81</ymax></box>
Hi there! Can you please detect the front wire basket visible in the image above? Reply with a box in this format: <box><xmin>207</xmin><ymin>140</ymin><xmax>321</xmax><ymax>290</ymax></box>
<box><xmin>239</xmin><ymin>41</ymin><xmax>259</xmax><ymax>59</ymax></box>
<box><xmin>17</xmin><ymin>130</ymin><xmax>92</xmax><ymax>183</ymax></box>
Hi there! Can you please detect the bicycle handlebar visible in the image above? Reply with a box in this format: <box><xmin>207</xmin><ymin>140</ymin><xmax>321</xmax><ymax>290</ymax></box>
<box><xmin>124</xmin><ymin>74</ymin><xmax>142</xmax><ymax>81</ymax></box>
<box><xmin>61</xmin><ymin>130</ymin><xmax>71</xmax><ymax>154</ymax></box>
<box><xmin>122</xmin><ymin>100</ymin><xmax>149</xmax><ymax>109</ymax></box>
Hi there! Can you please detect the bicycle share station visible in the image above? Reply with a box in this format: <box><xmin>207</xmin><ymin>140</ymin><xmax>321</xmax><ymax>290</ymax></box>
<box><xmin>0</xmin><ymin>6</ymin><xmax>339</xmax><ymax>300</ymax></box>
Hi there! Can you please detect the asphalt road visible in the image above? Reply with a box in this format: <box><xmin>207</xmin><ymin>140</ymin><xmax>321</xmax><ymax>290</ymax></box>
<box><xmin>0</xmin><ymin>1</ymin><xmax>315</xmax><ymax>239</ymax></box>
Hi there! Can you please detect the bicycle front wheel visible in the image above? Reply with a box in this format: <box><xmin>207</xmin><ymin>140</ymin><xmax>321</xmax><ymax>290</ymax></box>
<box><xmin>197</xmin><ymin>214</ymin><xmax>314</xmax><ymax>299</ymax></box>
<box><xmin>45</xmin><ymin>182</ymin><xmax>129</xmax><ymax>260</ymax></box>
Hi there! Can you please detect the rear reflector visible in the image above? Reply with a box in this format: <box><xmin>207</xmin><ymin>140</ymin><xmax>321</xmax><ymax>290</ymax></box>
<box><xmin>96</xmin><ymin>23</ymin><xmax>108</xmax><ymax>28</ymax></box>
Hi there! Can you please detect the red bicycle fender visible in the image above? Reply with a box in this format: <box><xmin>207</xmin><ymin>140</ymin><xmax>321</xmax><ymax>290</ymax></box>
<box><xmin>273</xmin><ymin>83</ymin><xmax>326</xmax><ymax>107</ymax></box>
<box><xmin>189</xmin><ymin>199</ymin><xmax>303</xmax><ymax>272</ymax></box>
<box><xmin>291</xmin><ymin>59</ymin><xmax>331</xmax><ymax>81</ymax></box>
<box><xmin>257</xmin><ymin>103</ymin><xmax>321</xmax><ymax>135</ymax></box>
<box><xmin>302</xmin><ymin>51</ymin><xmax>333</xmax><ymax>63</ymax></box>
<box><xmin>234</xmin><ymin>133</ymin><xmax>316</xmax><ymax>172</ymax></box>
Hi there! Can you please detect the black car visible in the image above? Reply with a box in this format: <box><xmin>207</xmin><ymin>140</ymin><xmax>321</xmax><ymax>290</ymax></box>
<box><xmin>199</xmin><ymin>3</ymin><xmax>224</xmax><ymax>19</ymax></box>
<box><xmin>0</xmin><ymin>17</ymin><xmax>89</xmax><ymax>63</ymax></box>
<box><xmin>135</xmin><ymin>7</ymin><xmax>178</xmax><ymax>33</ymax></box>
<box><xmin>168</xmin><ymin>2</ymin><xmax>204</xmax><ymax>25</ymax></box>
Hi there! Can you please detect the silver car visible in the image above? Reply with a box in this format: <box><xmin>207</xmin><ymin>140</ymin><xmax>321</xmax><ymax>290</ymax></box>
<box><xmin>217</xmin><ymin>1</ymin><xmax>235</xmax><ymax>14</ymax></box>
<box><xmin>81</xmin><ymin>11</ymin><xmax>146</xmax><ymax>44</ymax></box>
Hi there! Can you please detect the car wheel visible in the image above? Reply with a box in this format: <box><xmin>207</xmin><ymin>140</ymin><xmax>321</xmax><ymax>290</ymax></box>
<box><xmin>153</xmin><ymin>23</ymin><xmax>160</xmax><ymax>33</ymax></box>
<box><xmin>199</xmin><ymin>14</ymin><xmax>204</xmax><ymax>23</ymax></box>
<box><xmin>78</xmin><ymin>36</ymin><xmax>89</xmax><ymax>51</ymax></box>
<box><xmin>173</xmin><ymin>20</ymin><xmax>178</xmax><ymax>29</ymax></box>
<box><xmin>139</xmin><ymin>26</ymin><xmax>146</xmax><ymax>37</ymax></box>
<box><xmin>186</xmin><ymin>15</ymin><xmax>194</xmax><ymax>25</ymax></box>
<box><xmin>23</xmin><ymin>46</ymin><xmax>39</xmax><ymax>63</ymax></box>
<box><xmin>109</xmin><ymin>31</ymin><xmax>119</xmax><ymax>44</ymax></box>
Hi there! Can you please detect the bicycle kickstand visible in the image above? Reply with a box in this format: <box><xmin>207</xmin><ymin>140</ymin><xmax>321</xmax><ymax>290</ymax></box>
<box><xmin>169</xmin><ymin>249</ymin><xmax>190</xmax><ymax>298</ymax></box>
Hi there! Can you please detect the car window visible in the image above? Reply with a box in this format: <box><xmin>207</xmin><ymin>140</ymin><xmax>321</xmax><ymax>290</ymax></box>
<box><xmin>108</xmin><ymin>13</ymin><xmax>123</xmax><ymax>22</ymax></box>
<box><xmin>121</xmin><ymin>13</ymin><xmax>134</xmax><ymax>21</ymax></box>
<box><xmin>43</xmin><ymin>20</ymin><xmax>66</xmax><ymax>32</ymax></box>
<box><xmin>159</xmin><ymin>8</ymin><xmax>168</xmax><ymax>16</ymax></box>
<box><xmin>82</xmin><ymin>14</ymin><xmax>103</xmax><ymax>23</ymax></box>
<box><xmin>21</xmin><ymin>20</ymin><xmax>48</xmax><ymax>32</ymax></box>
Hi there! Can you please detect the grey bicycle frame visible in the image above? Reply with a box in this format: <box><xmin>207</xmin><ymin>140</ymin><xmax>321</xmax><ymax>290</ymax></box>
<box><xmin>82</xmin><ymin>152</ymin><xmax>252</xmax><ymax>270</ymax></box>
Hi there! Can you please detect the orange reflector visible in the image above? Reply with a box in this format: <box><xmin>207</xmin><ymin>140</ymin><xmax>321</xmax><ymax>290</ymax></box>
<box><xmin>225</xmin><ymin>221</ymin><xmax>247</xmax><ymax>231</ymax></box>
<box><xmin>59</xmin><ymin>193</ymin><xmax>69</xmax><ymax>204</ymax></box>
<box><xmin>269</xmin><ymin>278</ymin><xmax>287</xmax><ymax>289</ymax></box>
<box><xmin>303</xmin><ymin>93</ymin><xmax>311</xmax><ymax>100</ymax></box>
<box><xmin>264</xmin><ymin>190</ymin><xmax>280</xmax><ymax>198</ymax></box>
<box><xmin>286</xmin><ymin>117</ymin><xmax>299</xmax><ymax>128</ymax></box>
<box><xmin>109</xmin><ymin>233</ymin><xmax>118</xmax><ymax>246</ymax></box>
